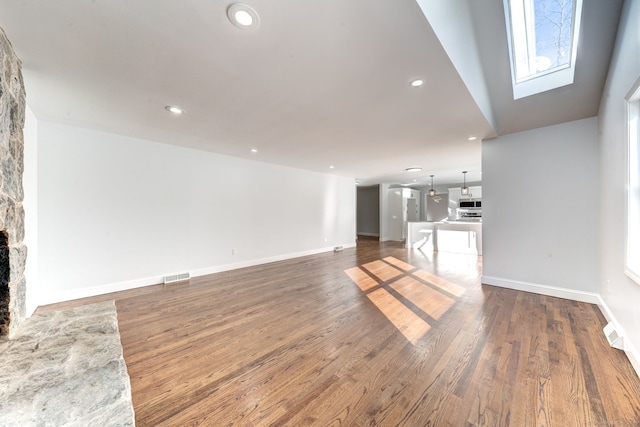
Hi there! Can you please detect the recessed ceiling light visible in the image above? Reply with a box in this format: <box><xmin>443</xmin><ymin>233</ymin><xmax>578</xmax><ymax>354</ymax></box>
<box><xmin>227</xmin><ymin>4</ymin><xmax>260</xmax><ymax>29</ymax></box>
<box><xmin>468</xmin><ymin>136</ymin><xmax>478</xmax><ymax>141</ymax></box>
<box><xmin>329</xmin><ymin>165</ymin><xmax>335</xmax><ymax>169</ymax></box>
<box><xmin>235</xmin><ymin>10</ymin><xmax>253</xmax><ymax>25</ymax></box>
<box><xmin>251</xmin><ymin>148</ymin><xmax>258</xmax><ymax>153</ymax></box>
<box><xmin>405</xmin><ymin>167</ymin><xmax>422</xmax><ymax>172</ymax></box>
<box><xmin>410</xmin><ymin>79</ymin><xmax>424</xmax><ymax>87</ymax></box>
<box><xmin>165</xmin><ymin>105</ymin><xmax>184</xmax><ymax>114</ymax></box>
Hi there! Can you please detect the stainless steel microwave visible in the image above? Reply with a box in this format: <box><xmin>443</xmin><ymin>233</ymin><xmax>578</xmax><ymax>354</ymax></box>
<box><xmin>459</xmin><ymin>200</ymin><xmax>481</xmax><ymax>209</ymax></box>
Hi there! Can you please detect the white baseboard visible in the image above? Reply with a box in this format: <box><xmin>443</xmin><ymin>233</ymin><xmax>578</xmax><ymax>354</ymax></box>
<box><xmin>36</xmin><ymin>243</ymin><xmax>357</xmax><ymax>308</ymax></box>
<box><xmin>37</xmin><ymin>274</ymin><xmax>164</xmax><ymax>308</ymax></box>
<box><xmin>482</xmin><ymin>275</ymin><xmax>640</xmax><ymax>379</ymax></box>
<box><xmin>189</xmin><ymin>243</ymin><xmax>356</xmax><ymax>278</ymax></box>
<box><xmin>357</xmin><ymin>232</ymin><xmax>380</xmax><ymax>237</ymax></box>
<box><xmin>481</xmin><ymin>276</ymin><xmax>600</xmax><ymax>304</ymax></box>
<box><xmin>596</xmin><ymin>296</ymin><xmax>640</xmax><ymax>378</ymax></box>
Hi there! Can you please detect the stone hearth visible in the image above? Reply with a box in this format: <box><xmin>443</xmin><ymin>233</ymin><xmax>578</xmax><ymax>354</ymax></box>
<box><xmin>0</xmin><ymin>301</ymin><xmax>135</xmax><ymax>426</ymax></box>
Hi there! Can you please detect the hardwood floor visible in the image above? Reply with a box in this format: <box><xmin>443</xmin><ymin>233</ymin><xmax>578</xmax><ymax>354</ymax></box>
<box><xmin>38</xmin><ymin>238</ymin><xmax>640</xmax><ymax>426</ymax></box>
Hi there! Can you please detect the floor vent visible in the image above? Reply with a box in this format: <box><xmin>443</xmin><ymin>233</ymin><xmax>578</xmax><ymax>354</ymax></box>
<box><xmin>603</xmin><ymin>322</ymin><xmax>624</xmax><ymax>350</ymax></box>
<box><xmin>334</xmin><ymin>246</ymin><xmax>344</xmax><ymax>252</ymax></box>
<box><xmin>163</xmin><ymin>272</ymin><xmax>190</xmax><ymax>285</ymax></box>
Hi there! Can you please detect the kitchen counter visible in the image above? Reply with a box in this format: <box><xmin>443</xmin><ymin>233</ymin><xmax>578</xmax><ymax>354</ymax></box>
<box><xmin>437</xmin><ymin>220</ymin><xmax>482</xmax><ymax>226</ymax></box>
<box><xmin>406</xmin><ymin>221</ymin><xmax>482</xmax><ymax>255</ymax></box>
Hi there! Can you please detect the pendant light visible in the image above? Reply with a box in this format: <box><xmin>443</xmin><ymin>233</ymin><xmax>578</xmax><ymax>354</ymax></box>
<box><xmin>428</xmin><ymin>175</ymin><xmax>436</xmax><ymax>197</ymax></box>
<box><xmin>461</xmin><ymin>171</ymin><xmax>469</xmax><ymax>196</ymax></box>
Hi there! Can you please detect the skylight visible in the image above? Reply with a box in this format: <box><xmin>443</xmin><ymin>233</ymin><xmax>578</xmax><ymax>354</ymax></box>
<box><xmin>504</xmin><ymin>0</ymin><xmax>583</xmax><ymax>99</ymax></box>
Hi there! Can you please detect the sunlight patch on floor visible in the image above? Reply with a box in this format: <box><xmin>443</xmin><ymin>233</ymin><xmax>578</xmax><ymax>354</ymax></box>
<box><xmin>382</xmin><ymin>256</ymin><xmax>414</xmax><ymax>272</ymax></box>
<box><xmin>390</xmin><ymin>276</ymin><xmax>455</xmax><ymax>320</ymax></box>
<box><xmin>412</xmin><ymin>270</ymin><xmax>466</xmax><ymax>297</ymax></box>
<box><xmin>366</xmin><ymin>288</ymin><xmax>431</xmax><ymax>345</ymax></box>
<box><xmin>361</xmin><ymin>260</ymin><xmax>403</xmax><ymax>281</ymax></box>
<box><xmin>344</xmin><ymin>266</ymin><xmax>379</xmax><ymax>291</ymax></box>
<box><xmin>345</xmin><ymin>256</ymin><xmax>466</xmax><ymax>345</ymax></box>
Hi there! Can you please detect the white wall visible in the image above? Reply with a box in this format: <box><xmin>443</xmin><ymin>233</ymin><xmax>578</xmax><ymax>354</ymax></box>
<box><xmin>425</xmin><ymin>193</ymin><xmax>448</xmax><ymax>222</ymax></box>
<box><xmin>598</xmin><ymin>0</ymin><xmax>640</xmax><ymax>372</ymax></box>
<box><xmin>35</xmin><ymin>121</ymin><xmax>356</xmax><ymax>306</ymax></box>
<box><xmin>415</xmin><ymin>0</ymin><xmax>496</xmax><ymax>131</ymax></box>
<box><xmin>23</xmin><ymin>106</ymin><xmax>38</xmax><ymax>316</ymax></box>
<box><xmin>482</xmin><ymin>117</ymin><xmax>600</xmax><ymax>298</ymax></box>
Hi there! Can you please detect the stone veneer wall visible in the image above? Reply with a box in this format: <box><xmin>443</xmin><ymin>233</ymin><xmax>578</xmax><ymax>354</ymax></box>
<box><xmin>0</xmin><ymin>26</ymin><xmax>26</xmax><ymax>337</ymax></box>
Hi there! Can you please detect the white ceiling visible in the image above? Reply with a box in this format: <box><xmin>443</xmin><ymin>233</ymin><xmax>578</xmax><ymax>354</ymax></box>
<box><xmin>0</xmin><ymin>0</ymin><xmax>623</xmax><ymax>187</ymax></box>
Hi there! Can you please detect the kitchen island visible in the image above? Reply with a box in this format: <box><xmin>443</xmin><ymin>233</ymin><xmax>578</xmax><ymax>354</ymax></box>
<box><xmin>406</xmin><ymin>221</ymin><xmax>482</xmax><ymax>255</ymax></box>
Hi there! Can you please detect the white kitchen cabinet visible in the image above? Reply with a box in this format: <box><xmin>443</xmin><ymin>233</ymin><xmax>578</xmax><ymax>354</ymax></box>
<box><xmin>436</xmin><ymin>222</ymin><xmax>482</xmax><ymax>255</ymax></box>
<box><xmin>406</xmin><ymin>221</ymin><xmax>483</xmax><ymax>254</ymax></box>
<box><xmin>458</xmin><ymin>186</ymin><xmax>482</xmax><ymax>200</ymax></box>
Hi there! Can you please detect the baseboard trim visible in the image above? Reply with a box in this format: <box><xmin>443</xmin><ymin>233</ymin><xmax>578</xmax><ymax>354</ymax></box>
<box><xmin>481</xmin><ymin>276</ymin><xmax>600</xmax><ymax>304</ymax></box>
<box><xmin>189</xmin><ymin>243</ymin><xmax>357</xmax><ymax>278</ymax></box>
<box><xmin>37</xmin><ymin>243</ymin><xmax>357</xmax><ymax>308</ymax></box>
<box><xmin>596</xmin><ymin>296</ymin><xmax>640</xmax><ymax>378</ymax></box>
<box><xmin>357</xmin><ymin>232</ymin><xmax>380</xmax><ymax>237</ymax></box>
<box><xmin>38</xmin><ymin>275</ymin><xmax>165</xmax><ymax>308</ymax></box>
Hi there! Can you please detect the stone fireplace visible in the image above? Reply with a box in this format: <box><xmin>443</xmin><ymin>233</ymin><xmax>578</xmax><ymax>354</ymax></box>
<box><xmin>0</xmin><ymin>26</ymin><xmax>27</xmax><ymax>338</ymax></box>
<box><xmin>0</xmin><ymin>27</ymin><xmax>135</xmax><ymax>426</ymax></box>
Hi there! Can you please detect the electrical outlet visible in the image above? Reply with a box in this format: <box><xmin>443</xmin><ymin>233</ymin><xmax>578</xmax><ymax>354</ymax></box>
<box><xmin>232</xmin><ymin>248</ymin><xmax>237</xmax><ymax>256</ymax></box>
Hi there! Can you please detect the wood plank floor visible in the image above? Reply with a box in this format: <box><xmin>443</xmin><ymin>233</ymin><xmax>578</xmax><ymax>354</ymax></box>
<box><xmin>38</xmin><ymin>238</ymin><xmax>640</xmax><ymax>426</ymax></box>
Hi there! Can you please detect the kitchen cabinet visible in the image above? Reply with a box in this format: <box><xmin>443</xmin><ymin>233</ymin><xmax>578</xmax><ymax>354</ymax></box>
<box><xmin>448</xmin><ymin>186</ymin><xmax>482</xmax><ymax>220</ymax></box>
<box><xmin>406</xmin><ymin>221</ymin><xmax>482</xmax><ymax>255</ymax></box>
<box><xmin>436</xmin><ymin>222</ymin><xmax>482</xmax><ymax>255</ymax></box>
<box><xmin>457</xmin><ymin>186</ymin><xmax>482</xmax><ymax>200</ymax></box>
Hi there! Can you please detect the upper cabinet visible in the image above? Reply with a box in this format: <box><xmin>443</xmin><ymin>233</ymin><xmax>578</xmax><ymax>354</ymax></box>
<box><xmin>449</xmin><ymin>186</ymin><xmax>482</xmax><ymax>206</ymax></box>
<box><xmin>458</xmin><ymin>186</ymin><xmax>482</xmax><ymax>200</ymax></box>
